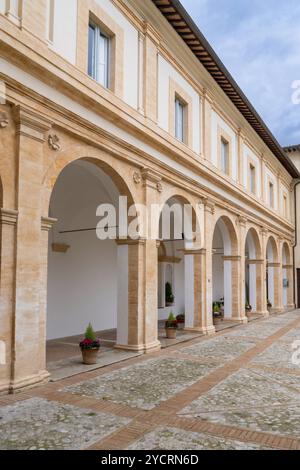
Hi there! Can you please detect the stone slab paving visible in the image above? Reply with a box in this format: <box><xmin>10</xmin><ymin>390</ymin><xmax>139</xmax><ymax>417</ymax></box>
<box><xmin>0</xmin><ymin>397</ymin><xmax>129</xmax><ymax>450</ymax></box>
<box><xmin>61</xmin><ymin>358</ymin><xmax>218</xmax><ymax>411</ymax></box>
<box><xmin>1</xmin><ymin>311</ymin><xmax>300</xmax><ymax>450</ymax></box>
<box><xmin>127</xmin><ymin>426</ymin><xmax>270</xmax><ymax>450</ymax></box>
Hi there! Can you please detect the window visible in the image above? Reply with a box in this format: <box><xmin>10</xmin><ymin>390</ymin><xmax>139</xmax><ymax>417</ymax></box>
<box><xmin>269</xmin><ymin>182</ymin><xmax>274</xmax><ymax>208</ymax></box>
<box><xmin>175</xmin><ymin>97</ymin><xmax>186</xmax><ymax>143</ymax></box>
<box><xmin>88</xmin><ymin>21</ymin><xmax>110</xmax><ymax>88</ymax></box>
<box><xmin>249</xmin><ymin>164</ymin><xmax>256</xmax><ymax>194</ymax></box>
<box><xmin>221</xmin><ymin>138</ymin><xmax>229</xmax><ymax>174</ymax></box>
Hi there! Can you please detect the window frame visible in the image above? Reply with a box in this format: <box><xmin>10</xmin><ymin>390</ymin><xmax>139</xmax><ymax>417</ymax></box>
<box><xmin>220</xmin><ymin>137</ymin><xmax>230</xmax><ymax>175</ymax></box>
<box><xmin>269</xmin><ymin>181</ymin><xmax>274</xmax><ymax>208</ymax></box>
<box><xmin>249</xmin><ymin>163</ymin><xmax>256</xmax><ymax>195</ymax></box>
<box><xmin>88</xmin><ymin>19</ymin><xmax>111</xmax><ymax>89</ymax></box>
<box><xmin>174</xmin><ymin>96</ymin><xmax>186</xmax><ymax>143</ymax></box>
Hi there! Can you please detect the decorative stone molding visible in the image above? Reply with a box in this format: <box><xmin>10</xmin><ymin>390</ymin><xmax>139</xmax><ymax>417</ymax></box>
<box><xmin>0</xmin><ymin>209</ymin><xmax>18</xmax><ymax>226</ymax></box>
<box><xmin>48</xmin><ymin>134</ymin><xmax>61</xmax><ymax>151</ymax></box>
<box><xmin>0</xmin><ymin>112</ymin><xmax>8</xmax><ymax>128</ymax></box>
<box><xmin>141</xmin><ymin>168</ymin><xmax>163</xmax><ymax>193</ymax></box>
<box><xmin>247</xmin><ymin>259</ymin><xmax>264</xmax><ymax>265</ymax></box>
<box><xmin>223</xmin><ymin>255</ymin><xmax>241</xmax><ymax>261</ymax></box>
<box><xmin>41</xmin><ymin>216</ymin><xmax>57</xmax><ymax>232</ymax></box>
<box><xmin>204</xmin><ymin>198</ymin><xmax>215</xmax><ymax>214</ymax></box>
<box><xmin>133</xmin><ymin>171</ymin><xmax>142</xmax><ymax>185</ymax></box>
<box><xmin>237</xmin><ymin>216</ymin><xmax>247</xmax><ymax>227</ymax></box>
<box><xmin>14</xmin><ymin>106</ymin><xmax>52</xmax><ymax>143</ymax></box>
<box><xmin>158</xmin><ymin>255</ymin><xmax>181</xmax><ymax>264</ymax></box>
<box><xmin>116</xmin><ymin>237</ymin><xmax>146</xmax><ymax>246</ymax></box>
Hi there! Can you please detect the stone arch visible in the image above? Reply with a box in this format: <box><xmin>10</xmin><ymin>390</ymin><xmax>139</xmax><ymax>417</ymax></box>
<box><xmin>44</xmin><ymin>154</ymin><xmax>145</xmax><ymax>372</ymax></box>
<box><xmin>212</xmin><ymin>215</ymin><xmax>240</xmax><ymax>320</ymax></box>
<box><xmin>42</xmin><ymin>146</ymin><xmax>138</xmax><ymax>215</ymax></box>
<box><xmin>245</xmin><ymin>227</ymin><xmax>263</xmax><ymax>314</ymax></box>
<box><xmin>266</xmin><ymin>235</ymin><xmax>280</xmax><ymax>310</ymax></box>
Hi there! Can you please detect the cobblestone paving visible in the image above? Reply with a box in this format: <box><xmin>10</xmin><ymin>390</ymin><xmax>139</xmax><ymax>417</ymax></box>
<box><xmin>181</xmin><ymin>336</ymin><xmax>257</xmax><ymax>362</ymax></box>
<box><xmin>251</xmin><ymin>341</ymin><xmax>299</xmax><ymax>370</ymax></box>
<box><xmin>127</xmin><ymin>426</ymin><xmax>270</xmax><ymax>450</ymax></box>
<box><xmin>1</xmin><ymin>311</ymin><xmax>300</xmax><ymax>450</ymax></box>
<box><xmin>0</xmin><ymin>398</ymin><xmax>129</xmax><ymax>450</ymax></box>
<box><xmin>61</xmin><ymin>358</ymin><xmax>218</xmax><ymax>410</ymax></box>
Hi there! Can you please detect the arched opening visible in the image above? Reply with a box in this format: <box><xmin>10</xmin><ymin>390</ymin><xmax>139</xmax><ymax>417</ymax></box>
<box><xmin>212</xmin><ymin>216</ymin><xmax>239</xmax><ymax>322</ymax></box>
<box><xmin>282</xmin><ymin>242</ymin><xmax>292</xmax><ymax>308</ymax></box>
<box><xmin>46</xmin><ymin>158</ymin><xmax>135</xmax><ymax>371</ymax></box>
<box><xmin>157</xmin><ymin>196</ymin><xmax>201</xmax><ymax>340</ymax></box>
<box><xmin>266</xmin><ymin>237</ymin><xmax>279</xmax><ymax>311</ymax></box>
<box><xmin>245</xmin><ymin>228</ymin><xmax>262</xmax><ymax>315</ymax></box>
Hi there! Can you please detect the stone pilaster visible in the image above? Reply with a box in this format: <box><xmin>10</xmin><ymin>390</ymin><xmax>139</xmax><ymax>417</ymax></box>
<box><xmin>143</xmin><ymin>23</ymin><xmax>160</xmax><ymax>123</ymax></box>
<box><xmin>238</xmin><ymin>216</ymin><xmax>247</xmax><ymax>321</ymax></box>
<box><xmin>0</xmin><ymin>209</ymin><xmax>18</xmax><ymax>394</ymax></box>
<box><xmin>260</xmin><ymin>228</ymin><xmax>269</xmax><ymax>316</ymax></box>
<box><xmin>38</xmin><ymin>216</ymin><xmax>57</xmax><ymax>377</ymax></box>
<box><xmin>9</xmin><ymin>106</ymin><xmax>52</xmax><ymax>392</ymax></box>
<box><xmin>202</xmin><ymin>90</ymin><xmax>213</xmax><ymax>161</ymax></box>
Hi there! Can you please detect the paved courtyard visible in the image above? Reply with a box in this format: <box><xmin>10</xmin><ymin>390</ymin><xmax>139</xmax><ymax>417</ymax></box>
<box><xmin>1</xmin><ymin>310</ymin><xmax>300</xmax><ymax>450</ymax></box>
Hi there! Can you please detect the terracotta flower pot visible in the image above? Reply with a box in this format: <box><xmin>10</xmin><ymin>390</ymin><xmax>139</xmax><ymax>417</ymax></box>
<box><xmin>166</xmin><ymin>328</ymin><xmax>177</xmax><ymax>339</ymax></box>
<box><xmin>81</xmin><ymin>348</ymin><xmax>100</xmax><ymax>365</ymax></box>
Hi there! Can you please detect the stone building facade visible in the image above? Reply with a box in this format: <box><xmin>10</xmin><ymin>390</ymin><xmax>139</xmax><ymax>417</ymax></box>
<box><xmin>0</xmin><ymin>0</ymin><xmax>298</xmax><ymax>394</ymax></box>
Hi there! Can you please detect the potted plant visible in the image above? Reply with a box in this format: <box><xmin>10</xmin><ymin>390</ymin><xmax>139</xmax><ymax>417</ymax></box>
<box><xmin>176</xmin><ymin>314</ymin><xmax>185</xmax><ymax>329</ymax></box>
<box><xmin>165</xmin><ymin>282</ymin><xmax>175</xmax><ymax>306</ymax></box>
<box><xmin>213</xmin><ymin>302</ymin><xmax>223</xmax><ymax>325</ymax></box>
<box><xmin>79</xmin><ymin>323</ymin><xmax>100</xmax><ymax>365</ymax></box>
<box><xmin>245</xmin><ymin>301</ymin><xmax>252</xmax><ymax>315</ymax></box>
<box><xmin>165</xmin><ymin>312</ymin><xmax>178</xmax><ymax>339</ymax></box>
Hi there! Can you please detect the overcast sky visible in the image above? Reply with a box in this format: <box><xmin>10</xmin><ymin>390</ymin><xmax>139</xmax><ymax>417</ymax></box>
<box><xmin>180</xmin><ymin>0</ymin><xmax>300</xmax><ymax>147</ymax></box>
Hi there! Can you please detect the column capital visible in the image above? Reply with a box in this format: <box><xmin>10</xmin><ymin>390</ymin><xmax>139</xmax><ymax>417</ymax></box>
<box><xmin>223</xmin><ymin>255</ymin><xmax>241</xmax><ymax>261</ymax></box>
<box><xmin>267</xmin><ymin>262</ymin><xmax>281</xmax><ymax>268</ymax></box>
<box><xmin>260</xmin><ymin>226</ymin><xmax>269</xmax><ymax>237</ymax></box>
<box><xmin>247</xmin><ymin>259</ymin><xmax>264</xmax><ymax>265</ymax></box>
<box><xmin>13</xmin><ymin>106</ymin><xmax>52</xmax><ymax>143</ymax></box>
<box><xmin>116</xmin><ymin>237</ymin><xmax>146</xmax><ymax>246</ymax></box>
<box><xmin>41</xmin><ymin>216</ymin><xmax>57</xmax><ymax>232</ymax></box>
<box><xmin>183</xmin><ymin>248</ymin><xmax>206</xmax><ymax>256</ymax></box>
<box><xmin>0</xmin><ymin>208</ymin><xmax>18</xmax><ymax>226</ymax></box>
<box><xmin>204</xmin><ymin>198</ymin><xmax>215</xmax><ymax>214</ymax></box>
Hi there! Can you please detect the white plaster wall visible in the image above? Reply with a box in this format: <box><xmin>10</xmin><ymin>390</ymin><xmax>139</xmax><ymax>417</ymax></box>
<box><xmin>157</xmin><ymin>54</ymin><xmax>201</xmax><ymax>154</ymax></box>
<box><xmin>50</xmin><ymin>0</ymin><xmax>78</xmax><ymax>64</ymax></box>
<box><xmin>243</xmin><ymin>144</ymin><xmax>261</xmax><ymax>198</ymax></box>
<box><xmin>211</xmin><ymin>111</ymin><xmax>238</xmax><ymax>181</ymax></box>
<box><xmin>0</xmin><ymin>0</ymin><xmax>5</xmax><ymax>14</ymax></box>
<box><xmin>212</xmin><ymin>254</ymin><xmax>224</xmax><ymax>302</ymax></box>
<box><xmin>47</xmin><ymin>161</ymin><xmax>120</xmax><ymax>340</ymax></box>
<box><xmin>96</xmin><ymin>0</ymin><xmax>139</xmax><ymax>109</ymax></box>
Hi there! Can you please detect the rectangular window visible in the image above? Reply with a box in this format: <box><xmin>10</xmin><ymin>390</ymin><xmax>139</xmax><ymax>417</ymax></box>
<box><xmin>221</xmin><ymin>138</ymin><xmax>229</xmax><ymax>174</ymax></box>
<box><xmin>175</xmin><ymin>97</ymin><xmax>186</xmax><ymax>143</ymax></box>
<box><xmin>269</xmin><ymin>182</ymin><xmax>274</xmax><ymax>208</ymax></box>
<box><xmin>88</xmin><ymin>21</ymin><xmax>110</xmax><ymax>88</ymax></box>
<box><xmin>249</xmin><ymin>164</ymin><xmax>256</xmax><ymax>194</ymax></box>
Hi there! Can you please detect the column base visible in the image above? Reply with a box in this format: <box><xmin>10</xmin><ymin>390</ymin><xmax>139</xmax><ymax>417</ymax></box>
<box><xmin>184</xmin><ymin>325</ymin><xmax>216</xmax><ymax>336</ymax></box>
<box><xmin>9</xmin><ymin>370</ymin><xmax>50</xmax><ymax>394</ymax></box>
<box><xmin>255</xmin><ymin>310</ymin><xmax>269</xmax><ymax>318</ymax></box>
<box><xmin>231</xmin><ymin>316</ymin><xmax>248</xmax><ymax>324</ymax></box>
<box><xmin>114</xmin><ymin>340</ymin><xmax>161</xmax><ymax>354</ymax></box>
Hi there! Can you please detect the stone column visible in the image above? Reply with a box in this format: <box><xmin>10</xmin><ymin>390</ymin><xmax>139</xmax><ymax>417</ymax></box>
<box><xmin>246</xmin><ymin>259</ymin><xmax>265</xmax><ymax>315</ymax></box>
<box><xmin>9</xmin><ymin>106</ymin><xmax>52</xmax><ymax>392</ymax></box>
<box><xmin>38</xmin><ymin>216</ymin><xmax>57</xmax><ymax>376</ymax></box>
<box><xmin>115</xmin><ymin>238</ymin><xmax>161</xmax><ymax>353</ymax></box>
<box><xmin>277</xmin><ymin>238</ymin><xmax>284</xmax><ymax>311</ymax></box>
<box><xmin>184</xmin><ymin>248</ymin><xmax>215</xmax><ymax>335</ymax></box>
<box><xmin>0</xmin><ymin>209</ymin><xmax>18</xmax><ymax>394</ymax></box>
<box><xmin>223</xmin><ymin>255</ymin><xmax>247</xmax><ymax>323</ymax></box>
<box><xmin>260</xmin><ymin>228</ymin><xmax>269</xmax><ymax>316</ymax></box>
<box><xmin>238</xmin><ymin>216</ymin><xmax>247</xmax><ymax>321</ymax></box>
<box><xmin>202</xmin><ymin>199</ymin><xmax>216</xmax><ymax>334</ymax></box>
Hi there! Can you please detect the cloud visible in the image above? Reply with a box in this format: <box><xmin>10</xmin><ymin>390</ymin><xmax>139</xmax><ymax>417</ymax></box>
<box><xmin>180</xmin><ymin>0</ymin><xmax>300</xmax><ymax>145</ymax></box>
